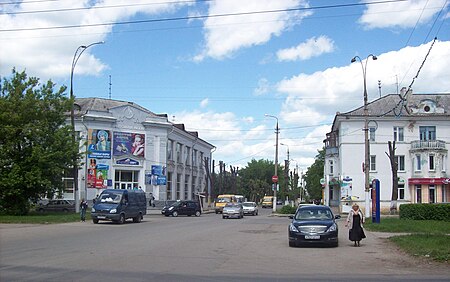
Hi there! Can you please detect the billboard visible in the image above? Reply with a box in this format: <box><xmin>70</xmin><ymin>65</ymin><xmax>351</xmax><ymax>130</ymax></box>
<box><xmin>88</xmin><ymin>129</ymin><xmax>112</xmax><ymax>159</ymax></box>
<box><xmin>113</xmin><ymin>132</ymin><xmax>145</xmax><ymax>158</ymax></box>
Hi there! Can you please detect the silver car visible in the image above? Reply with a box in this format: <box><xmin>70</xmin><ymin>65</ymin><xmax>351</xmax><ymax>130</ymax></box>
<box><xmin>222</xmin><ymin>203</ymin><xmax>244</xmax><ymax>219</ymax></box>
<box><xmin>242</xmin><ymin>202</ymin><xmax>258</xmax><ymax>216</ymax></box>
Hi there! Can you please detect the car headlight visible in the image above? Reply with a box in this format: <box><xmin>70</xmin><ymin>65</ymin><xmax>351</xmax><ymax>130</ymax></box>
<box><xmin>289</xmin><ymin>223</ymin><xmax>299</xmax><ymax>232</ymax></box>
<box><xmin>91</xmin><ymin>207</ymin><xmax>95</xmax><ymax>212</ymax></box>
<box><xmin>110</xmin><ymin>208</ymin><xmax>117</xmax><ymax>214</ymax></box>
<box><xmin>327</xmin><ymin>223</ymin><xmax>337</xmax><ymax>232</ymax></box>
<box><xmin>169</xmin><ymin>206</ymin><xmax>174</xmax><ymax>211</ymax></box>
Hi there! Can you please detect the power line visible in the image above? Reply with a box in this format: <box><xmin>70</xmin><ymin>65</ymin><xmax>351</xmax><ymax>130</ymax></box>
<box><xmin>0</xmin><ymin>0</ymin><xmax>408</xmax><ymax>32</ymax></box>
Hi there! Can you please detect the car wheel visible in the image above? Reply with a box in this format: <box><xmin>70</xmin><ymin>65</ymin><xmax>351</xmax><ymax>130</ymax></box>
<box><xmin>92</xmin><ymin>219</ymin><xmax>99</xmax><ymax>224</ymax></box>
<box><xmin>118</xmin><ymin>214</ymin><xmax>126</xmax><ymax>224</ymax></box>
<box><xmin>172</xmin><ymin>211</ymin><xmax>178</xmax><ymax>217</ymax></box>
<box><xmin>195</xmin><ymin>211</ymin><xmax>201</xmax><ymax>217</ymax></box>
<box><xmin>215</xmin><ymin>211</ymin><xmax>218</xmax><ymax>214</ymax></box>
<box><xmin>222</xmin><ymin>216</ymin><xmax>226</xmax><ymax>219</ymax></box>
<box><xmin>289</xmin><ymin>241</ymin><xmax>296</xmax><ymax>247</ymax></box>
<box><xmin>133</xmin><ymin>214</ymin><xmax>142</xmax><ymax>223</ymax></box>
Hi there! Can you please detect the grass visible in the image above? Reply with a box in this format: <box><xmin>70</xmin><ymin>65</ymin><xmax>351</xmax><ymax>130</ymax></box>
<box><xmin>0</xmin><ymin>211</ymin><xmax>86</xmax><ymax>224</ymax></box>
<box><xmin>365</xmin><ymin>217</ymin><xmax>450</xmax><ymax>262</ymax></box>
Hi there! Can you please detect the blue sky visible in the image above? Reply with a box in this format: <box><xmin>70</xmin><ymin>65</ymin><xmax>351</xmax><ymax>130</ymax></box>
<box><xmin>1</xmin><ymin>0</ymin><xmax>450</xmax><ymax>171</ymax></box>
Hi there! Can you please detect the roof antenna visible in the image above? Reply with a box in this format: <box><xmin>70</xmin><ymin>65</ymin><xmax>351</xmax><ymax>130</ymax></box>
<box><xmin>108</xmin><ymin>75</ymin><xmax>112</xmax><ymax>99</ymax></box>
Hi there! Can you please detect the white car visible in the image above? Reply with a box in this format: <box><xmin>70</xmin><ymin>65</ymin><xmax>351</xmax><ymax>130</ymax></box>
<box><xmin>242</xmin><ymin>202</ymin><xmax>258</xmax><ymax>216</ymax></box>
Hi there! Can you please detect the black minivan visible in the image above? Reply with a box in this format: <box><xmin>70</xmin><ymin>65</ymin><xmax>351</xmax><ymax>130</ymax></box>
<box><xmin>91</xmin><ymin>189</ymin><xmax>147</xmax><ymax>224</ymax></box>
<box><xmin>161</xmin><ymin>200</ymin><xmax>201</xmax><ymax>217</ymax></box>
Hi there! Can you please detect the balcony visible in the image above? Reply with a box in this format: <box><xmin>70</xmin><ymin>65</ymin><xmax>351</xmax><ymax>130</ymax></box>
<box><xmin>410</xmin><ymin>140</ymin><xmax>446</xmax><ymax>151</ymax></box>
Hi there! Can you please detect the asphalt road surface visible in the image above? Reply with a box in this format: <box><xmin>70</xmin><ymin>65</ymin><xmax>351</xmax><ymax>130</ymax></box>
<box><xmin>1</xmin><ymin>208</ymin><xmax>448</xmax><ymax>282</ymax></box>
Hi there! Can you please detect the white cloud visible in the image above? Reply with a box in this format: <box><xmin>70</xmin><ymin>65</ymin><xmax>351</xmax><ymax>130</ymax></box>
<box><xmin>359</xmin><ymin>0</ymin><xmax>448</xmax><ymax>29</ymax></box>
<box><xmin>0</xmin><ymin>0</ymin><xmax>191</xmax><ymax>79</ymax></box>
<box><xmin>276</xmin><ymin>40</ymin><xmax>450</xmax><ymax>127</ymax></box>
<box><xmin>200</xmin><ymin>98</ymin><xmax>209</xmax><ymax>108</ymax></box>
<box><xmin>277</xmin><ymin>35</ymin><xmax>335</xmax><ymax>61</ymax></box>
<box><xmin>194</xmin><ymin>0</ymin><xmax>311</xmax><ymax>61</ymax></box>
<box><xmin>254</xmin><ymin>78</ymin><xmax>271</xmax><ymax>96</ymax></box>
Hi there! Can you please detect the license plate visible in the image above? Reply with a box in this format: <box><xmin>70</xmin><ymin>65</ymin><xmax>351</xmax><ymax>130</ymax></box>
<box><xmin>305</xmin><ymin>235</ymin><xmax>320</xmax><ymax>240</ymax></box>
<box><xmin>97</xmin><ymin>216</ymin><xmax>106</xmax><ymax>219</ymax></box>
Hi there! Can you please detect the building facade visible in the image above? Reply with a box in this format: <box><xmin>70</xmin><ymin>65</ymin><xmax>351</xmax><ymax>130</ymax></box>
<box><xmin>66</xmin><ymin>98</ymin><xmax>214</xmax><ymax>203</ymax></box>
<box><xmin>323</xmin><ymin>92</ymin><xmax>449</xmax><ymax>213</ymax></box>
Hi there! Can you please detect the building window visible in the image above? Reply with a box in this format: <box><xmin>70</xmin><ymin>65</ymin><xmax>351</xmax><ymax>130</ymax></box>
<box><xmin>394</xmin><ymin>155</ymin><xmax>405</xmax><ymax>171</ymax></box>
<box><xmin>192</xmin><ymin>149</ymin><xmax>198</xmax><ymax>166</ymax></box>
<box><xmin>429</xmin><ymin>185</ymin><xmax>436</xmax><ymax>203</ymax></box>
<box><xmin>415</xmin><ymin>185</ymin><xmax>422</xmax><ymax>203</ymax></box>
<box><xmin>192</xmin><ymin>176</ymin><xmax>197</xmax><ymax>200</ymax></box>
<box><xmin>185</xmin><ymin>146</ymin><xmax>191</xmax><ymax>165</ymax></box>
<box><xmin>442</xmin><ymin>155</ymin><xmax>447</xmax><ymax>172</ymax></box>
<box><xmin>393</xmin><ymin>126</ymin><xmax>404</xmax><ymax>142</ymax></box>
<box><xmin>429</xmin><ymin>154</ymin><xmax>435</xmax><ymax>171</ymax></box>
<box><xmin>176</xmin><ymin>173</ymin><xmax>182</xmax><ymax>199</ymax></box>
<box><xmin>369</xmin><ymin>127</ymin><xmax>376</xmax><ymax>142</ymax></box>
<box><xmin>398</xmin><ymin>184</ymin><xmax>405</xmax><ymax>200</ymax></box>
<box><xmin>415</xmin><ymin>155</ymin><xmax>422</xmax><ymax>171</ymax></box>
<box><xmin>167</xmin><ymin>139</ymin><xmax>173</xmax><ymax>161</ymax></box>
<box><xmin>419</xmin><ymin>126</ymin><xmax>436</xmax><ymax>141</ymax></box>
<box><xmin>167</xmin><ymin>172</ymin><xmax>172</xmax><ymax>200</ymax></box>
<box><xmin>176</xmin><ymin>143</ymin><xmax>182</xmax><ymax>163</ymax></box>
<box><xmin>369</xmin><ymin>155</ymin><xmax>376</xmax><ymax>171</ymax></box>
<box><xmin>185</xmin><ymin>174</ymin><xmax>190</xmax><ymax>200</ymax></box>
<box><xmin>329</xmin><ymin>160</ymin><xmax>334</xmax><ymax>174</ymax></box>
<box><xmin>200</xmin><ymin>152</ymin><xmax>204</xmax><ymax>166</ymax></box>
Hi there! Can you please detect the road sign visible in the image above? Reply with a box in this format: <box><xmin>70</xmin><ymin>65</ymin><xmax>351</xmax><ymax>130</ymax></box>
<box><xmin>272</xmin><ymin>175</ymin><xmax>278</xmax><ymax>183</ymax></box>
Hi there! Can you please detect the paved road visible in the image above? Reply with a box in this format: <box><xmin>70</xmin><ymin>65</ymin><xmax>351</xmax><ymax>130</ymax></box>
<box><xmin>1</xmin><ymin>208</ymin><xmax>448</xmax><ymax>281</ymax></box>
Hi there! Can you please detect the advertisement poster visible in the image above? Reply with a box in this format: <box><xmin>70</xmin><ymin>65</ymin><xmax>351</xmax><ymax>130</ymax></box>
<box><xmin>113</xmin><ymin>132</ymin><xmax>145</xmax><ymax>158</ymax></box>
<box><xmin>87</xmin><ymin>159</ymin><xmax>109</xmax><ymax>189</ymax></box>
<box><xmin>147</xmin><ymin>165</ymin><xmax>167</xmax><ymax>185</ymax></box>
<box><xmin>88</xmin><ymin>129</ymin><xmax>112</xmax><ymax>159</ymax></box>
<box><xmin>340</xmin><ymin>177</ymin><xmax>352</xmax><ymax>199</ymax></box>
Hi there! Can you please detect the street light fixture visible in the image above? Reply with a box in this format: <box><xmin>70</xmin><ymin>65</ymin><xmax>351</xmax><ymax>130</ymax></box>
<box><xmin>70</xmin><ymin>41</ymin><xmax>104</xmax><ymax>212</ymax></box>
<box><xmin>265</xmin><ymin>114</ymin><xmax>279</xmax><ymax>212</ymax></box>
<box><xmin>351</xmin><ymin>54</ymin><xmax>377</xmax><ymax>218</ymax></box>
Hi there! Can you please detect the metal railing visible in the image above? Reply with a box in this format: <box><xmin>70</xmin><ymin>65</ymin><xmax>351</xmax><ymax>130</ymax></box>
<box><xmin>410</xmin><ymin>140</ymin><xmax>446</xmax><ymax>150</ymax></box>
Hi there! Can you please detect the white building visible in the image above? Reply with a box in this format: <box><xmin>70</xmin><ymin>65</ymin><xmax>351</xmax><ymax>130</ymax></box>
<box><xmin>66</xmin><ymin>98</ymin><xmax>214</xmax><ymax>204</ymax></box>
<box><xmin>323</xmin><ymin>91</ymin><xmax>450</xmax><ymax>213</ymax></box>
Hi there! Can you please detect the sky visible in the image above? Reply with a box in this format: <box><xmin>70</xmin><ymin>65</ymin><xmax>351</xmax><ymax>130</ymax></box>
<box><xmin>1</xmin><ymin>0</ymin><xmax>450</xmax><ymax>172</ymax></box>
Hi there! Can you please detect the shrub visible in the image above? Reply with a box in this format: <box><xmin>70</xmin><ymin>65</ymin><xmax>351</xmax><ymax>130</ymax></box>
<box><xmin>399</xmin><ymin>203</ymin><xmax>450</xmax><ymax>221</ymax></box>
<box><xmin>278</xmin><ymin>205</ymin><xmax>296</xmax><ymax>214</ymax></box>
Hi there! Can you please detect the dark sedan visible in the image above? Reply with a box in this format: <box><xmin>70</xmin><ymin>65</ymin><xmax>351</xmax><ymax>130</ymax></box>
<box><xmin>288</xmin><ymin>205</ymin><xmax>340</xmax><ymax>247</ymax></box>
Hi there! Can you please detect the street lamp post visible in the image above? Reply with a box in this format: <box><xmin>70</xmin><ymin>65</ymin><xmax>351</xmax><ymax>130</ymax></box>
<box><xmin>265</xmin><ymin>114</ymin><xmax>279</xmax><ymax>212</ymax></box>
<box><xmin>70</xmin><ymin>41</ymin><xmax>104</xmax><ymax>212</ymax></box>
<box><xmin>351</xmin><ymin>54</ymin><xmax>377</xmax><ymax>218</ymax></box>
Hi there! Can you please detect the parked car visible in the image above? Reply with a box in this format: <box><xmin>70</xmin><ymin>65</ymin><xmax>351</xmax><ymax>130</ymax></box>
<box><xmin>276</xmin><ymin>199</ymin><xmax>284</xmax><ymax>205</ymax></box>
<box><xmin>160</xmin><ymin>200</ymin><xmax>177</xmax><ymax>214</ymax></box>
<box><xmin>242</xmin><ymin>202</ymin><xmax>258</xmax><ymax>216</ymax></box>
<box><xmin>288</xmin><ymin>205</ymin><xmax>340</xmax><ymax>247</ymax></box>
<box><xmin>161</xmin><ymin>200</ymin><xmax>201</xmax><ymax>217</ymax></box>
<box><xmin>37</xmin><ymin>200</ymin><xmax>75</xmax><ymax>212</ymax></box>
<box><xmin>222</xmin><ymin>203</ymin><xmax>244</xmax><ymax>219</ymax></box>
<box><xmin>91</xmin><ymin>189</ymin><xmax>147</xmax><ymax>224</ymax></box>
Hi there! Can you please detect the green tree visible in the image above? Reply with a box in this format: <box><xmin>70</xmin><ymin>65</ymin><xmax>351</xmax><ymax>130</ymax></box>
<box><xmin>0</xmin><ymin>69</ymin><xmax>77</xmax><ymax>215</ymax></box>
<box><xmin>303</xmin><ymin>148</ymin><xmax>325</xmax><ymax>201</ymax></box>
<box><xmin>238</xmin><ymin>159</ymin><xmax>276</xmax><ymax>202</ymax></box>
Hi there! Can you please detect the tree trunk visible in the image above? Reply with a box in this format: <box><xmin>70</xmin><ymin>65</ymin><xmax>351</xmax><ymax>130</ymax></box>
<box><xmin>386</xmin><ymin>141</ymin><xmax>398</xmax><ymax>214</ymax></box>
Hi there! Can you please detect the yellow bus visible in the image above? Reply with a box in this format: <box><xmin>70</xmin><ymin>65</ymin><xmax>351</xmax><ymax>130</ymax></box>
<box><xmin>261</xmin><ymin>196</ymin><xmax>273</xmax><ymax>208</ymax></box>
<box><xmin>214</xmin><ymin>194</ymin><xmax>244</xmax><ymax>214</ymax></box>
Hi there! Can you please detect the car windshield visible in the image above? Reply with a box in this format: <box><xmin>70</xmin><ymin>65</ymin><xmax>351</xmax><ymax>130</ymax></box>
<box><xmin>295</xmin><ymin>209</ymin><xmax>333</xmax><ymax>220</ymax></box>
<box><xmin>217</xmin><ymin>197</ymin><xmax>231</xmax><ymax>203</ymax></box>
<box><xmin>170</xmin><ymin>201</ymin><xmax>182</xmax><ymax>207</ymax></box>
<box><xmin>99</xmin><ymin>192</ymin><xmax>122</xmax><ymax>204</ymax></box>
<box><xmin>242</xmin><ymin>203</ymin><xmax>254</xmax><ymax>207</ymax></box>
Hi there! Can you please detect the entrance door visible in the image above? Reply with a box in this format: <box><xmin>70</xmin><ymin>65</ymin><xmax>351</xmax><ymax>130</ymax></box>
<box><xmin>120</xmin><ymin>182</ymin><xmax>135</xmax><ymax>190</ymax></box>
<box><xmin>115</xmin><ymin>170</ymin><xmax>139</xmax><ymax>189</ymax></box>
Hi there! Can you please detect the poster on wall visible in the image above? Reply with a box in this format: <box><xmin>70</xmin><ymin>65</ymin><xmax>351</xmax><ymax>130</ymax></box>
<box><xmin>340</xmin><ymin>176</ymin><xmax>352</xmax><ymax>199</ymax></box>
<box><xmin>87</xmin><ymin>159</ymin><xmax>109</xmax><ymax>189</ymax></box>
<box><xmin>88</xmin><ymin>129</ymin><xmax>112</xmax><ymax>159</ymax></box>
<box><xmin>113</xmin><ymin>132</ymin><xmax>145</xmax><ymax>158</ymax></box>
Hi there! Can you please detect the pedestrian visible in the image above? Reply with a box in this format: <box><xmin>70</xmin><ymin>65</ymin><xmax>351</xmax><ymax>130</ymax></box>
<box><xmin>80</xmin><ymin>198</ymin><xmax>88</xmax><ymax>222</ymax></box>
<box><xmin>152</xmin><ymin>195</ymin><xmax>155</xmax><ymax>207</ymax></box>
<box><xmin>345</xmin><ymin>203</ymin><xmax>366</xmax><ymax>246</ymax></box>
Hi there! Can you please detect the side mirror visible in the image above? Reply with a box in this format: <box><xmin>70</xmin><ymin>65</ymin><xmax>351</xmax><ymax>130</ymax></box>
<box><xmin>335</xmin><ymin>215</ymin><xmax>341</xmax><ymax>219</ymax></box>
<box><xmin>288</xmin><ymin>215</ymin><xmax>294</xmax><ymax>219</ymax></box>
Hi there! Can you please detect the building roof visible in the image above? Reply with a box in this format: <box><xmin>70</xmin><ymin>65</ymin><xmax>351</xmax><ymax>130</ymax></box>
<box><xmin>339</xmin><ymin>93</ymin><xmax>450</xmax><ymax>118</ymax></box>
<box><xmin>75</xmin><ymin>97</ymin><xmax>157</xmax><ymax>116</ymax></box>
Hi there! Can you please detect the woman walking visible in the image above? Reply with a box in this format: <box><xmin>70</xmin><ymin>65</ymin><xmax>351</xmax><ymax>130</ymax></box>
<box><xmin>345</xmin><ymin>203</ymin><xmax>366</xmax><ymax>246</ymax></box>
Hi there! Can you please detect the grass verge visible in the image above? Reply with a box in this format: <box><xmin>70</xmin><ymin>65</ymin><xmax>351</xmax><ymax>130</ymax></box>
<box><xmin>365</xmin><ymin>217</ymin><xmax>450</xmax><ymax>262</ymax></box>
<box><xmin>0</xmin><ymin>211</ymin><xmax>86</xmax><ymax>224</ymax></box>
